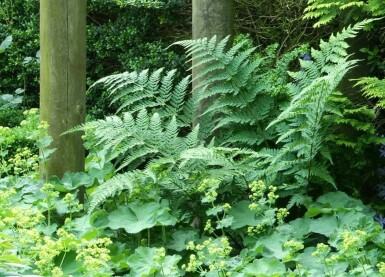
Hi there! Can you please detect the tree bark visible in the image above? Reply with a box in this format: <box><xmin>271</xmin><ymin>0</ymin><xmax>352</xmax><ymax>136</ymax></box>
<box><xmin>192</xmin><ymin>0</ymin><xmax>234</xmax><ymax>126</ymax></box>
<box><xmin>40</xmin><ymin>0</ymin><xmax>86</xmax><ymax>180</ymax></box>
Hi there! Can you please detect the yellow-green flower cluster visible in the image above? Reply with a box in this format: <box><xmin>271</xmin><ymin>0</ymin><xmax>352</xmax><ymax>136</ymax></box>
<box><xmin>248</xmin><ymin>181</ymin><xmax>278</xmax><ymax>205</ymax></box>
<box><xmin>183</xmin><ymin>237</ymin><xmax>232</xmax><ymax>274</ymax></box>
<box><xmin>339</xmin><ymin>230</ymin><xmax>367</xmax><ymax>255</ymax></box>
<box><xmin>7</xmin><ymin>147</ymin><xmax>38</xmax><ymax>175</ymax></box>
<box><xmin>204</xmin><ymin>219</ymin><xmax>215</xmax><ymax>234</ymax></box>
<box><xmin>378</xmin><ymin>262</ymin><xmax>385</xmax><ymax>275</ymax></box>
<box><xmin>40</xmin><ymin>183</ymin><xmax>59</xmax><ymax>199</ymax></box>
<box><xmin>247</xmin><ymin>224</ymin><xmax>266</xmax><ymax>235</ymax></box>
<box><xmin>76</xmin><ymin>237</ymin><xmax>112</xmax><ymax>273</ymax></box>
<box><xmin>197</xmin><ymin>178</ymin><xmax>220</xmax><ymax>203</ymax></box>
<box><xmin>267</xmin><ymin>185</ymin><xmax>279</xmax><ymax>203</ymax></box>
<box><xmin>312</xmin><ymin>243</ymin><xmax>331</xmax><ymax>259</ymax></box>
<box><xmin>249</xmin><ymin>180</ymin><xmax>266</xmax><ymax>199</ymax></box>
<box><xmin>33</xmin><ymin>236</ymin><xmax>63</xmax><ymax>274</ymax></box>
<box><xmin>283</xmin><ymin>239</ymin><xmax>304</xmax><ymax>261</ymax></box>
<box><xmin>284</xmin><ymin>239</ymin><xmax>304</xmax><ymax>252</ymax></box>
<box><xmin>63</xmin><ymin>193</ymin><xmax>83</xmax><ymax>213</ymax></box>
<box><xmin>276</xmin><ymin>208</ymin><xmax>289</xmax><ymax>224</ymax></box>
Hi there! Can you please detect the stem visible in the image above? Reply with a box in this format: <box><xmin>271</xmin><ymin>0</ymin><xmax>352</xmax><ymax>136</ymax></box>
<box><xmin>147</xmin><ymin>229</ymin><xmax>150</xmax><ymax>247</ymax></box>
<box><xmin>59</xmin><ymin>251</ymin><xmax>67</xmax><ymax>268</ymax></box>
<box><xmin>162</xmin><ymin>226</ymin><xmax>166</xmax><ymax>245</ymax></box>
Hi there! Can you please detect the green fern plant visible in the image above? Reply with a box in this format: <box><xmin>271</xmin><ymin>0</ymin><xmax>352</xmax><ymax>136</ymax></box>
<box><xmin>81</xmin><ymin>20</ymin><xmax>379</xmax><ymax>213</ymax></box>
<box><xmin>264</xmin><ymin>20</ymin><xmax>374</xmax><ymax>189</ymax></box>
<box><xmin>174</xmin><ymin>36</ymin><xmax>307</xmax><ymax>147</ymax></box>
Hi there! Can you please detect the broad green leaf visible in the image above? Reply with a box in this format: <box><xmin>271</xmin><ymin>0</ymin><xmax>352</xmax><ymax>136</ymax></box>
<box><xmin>127</xmin><ymin>247</ymin><xmax>181</xmax><ymax>277</ymax></box>
<box><xmin>107</xmin><ymin>202</ymin><xmax>176</xmax><ymax>233</ymax></box>
<box><xmin>56</xmin><ymin>251</ymin><xmax>82</xmax><ymax>275</ymax></box>
<box><xmin>90</xmin><ymin>210</ymin><xmax>110</xmax><ymax>229</ymax></box>
<box><xmin>243</xmin><ymin>258</ymin><xmax>286</xmax><ymax>276</ymax></box>
<box><xmin>61</xmin><ymin>172</ymin><xmax>94</xmax><ymax>190</ymax></box>
<box><xmin>0</xmin><ymin>255</ymin><xmax>21</xmax><ymax>263</ymax></box>
<box><xmin>227</xmin><ymin>200</ymin><xmax>261</xmax><ymax>229</ymax></box>
<box><xmin>167</xmin><ymin>229</ymin><xmax>198</xmax><ymax>252</ymax></box>
<box><xmin>217</xmin><ymin>216</ymin><xmax>234</xmax><ymax>229</ymax></box>
<box><xmin>253</xmin><ymin>233</ymin><xmax>290</xmax><ymax>259</ymax></box>
<box><xmin>206</xmin><ymin>206</ymin><xmax>224</xmax><ymax>216</ymax></box>
<box><xmin>309</xmin><ymin>215</ymin><xmax>338</xmax><ymax>237</ymax></box>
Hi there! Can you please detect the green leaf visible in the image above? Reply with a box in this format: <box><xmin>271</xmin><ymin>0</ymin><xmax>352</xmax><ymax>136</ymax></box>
<box><xmin>107</xmin><ymin>202</ymin><xmax>176</xmax><ymax>233</ymax></box>
<box><xmin>167</xmin><ymin>229</ymin><xmax>198</xmax><ymax>252</ymax></box>
<box><xmin>243</xmin><ymin>258</ymin><xmax>286</xmax><ymax>276</ymax></box>
<box><xmin>0</xmin><ymin>35</ymin><xmax>12</xmax><ymax>52</ymax></box>
<box><xmin>206</xmin><ymin>206</ymin><xmax>224</xmax><ymax>216</ymax></box>
<box><xmin>127</xmin><ymin>247</ymin><xmax>181</xmax><ymax>277</ymax></box>
<box><xmin>217</xmin><ymin>216</ymin><xmax>234</xmax><ymax>229</ymax></box>
<box><xmin>309</xmin><ymin>215</ymin><xmax>338</xmax><ymax>237</ymax></box>
<box><xmin>56</xmin><ymin>251</ymin><xmax>82</xmax><ymax>275</ymax></box>
<box><xmin>90</xmin><ymin>210</ymin><xmax>110</xmax><ymax>229</ymax></box>
<box><xmin>253</xmin><ymin>233</ymin><xmax>290</xmax><ymax>260</ymax></box>
<box><xmin>36</xmin><ymin>136</ymin><xmax>53</xmax><ymax>148</ymax></box>
<box><xmin>61</xmin><ymin>172</ymin><xmax>94</xmax><ymax>189</ymax></box>
<box><xmin>227</xmin><ymin>201</ymin><xmax>261</xmax><ymax>229</ymax></box>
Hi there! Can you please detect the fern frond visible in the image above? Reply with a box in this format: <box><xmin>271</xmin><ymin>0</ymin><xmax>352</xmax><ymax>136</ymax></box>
<box><xmin>91</xmin><ymin>67</ymin><xmax>193</xmax><ymax>124</ymax></box>
<box><xmin>356</xmin><ymin>77</ymin><xmax>385</xmax><ymax>109</ymax></box>
<box><xmin>88</xmin><ymin>172</ymin><xmax>137</xmax><ymax>213</ymax></box>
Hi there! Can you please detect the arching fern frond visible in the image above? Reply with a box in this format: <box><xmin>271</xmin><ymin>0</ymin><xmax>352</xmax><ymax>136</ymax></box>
<box><xmin>264</xmin><ymin>21</ymin><xmax>371</xmax><ymax>188</ymax></box>
<box><xmin>92</xmin><ymin>68</ymin><xmax>194</xmax><ymax>127</ymax></box>
<box><xmin>88</xmin><ymin>171</ymin><xmax>139</xmax><ymax>213</ymax></box>
<box><xmin>68</xmin><ymin>110</ymin><xmax>200</xmax><ymax>171</ymax></box>
<box><xmin>356</xmin><ymin>77</ymin><xmax>385</xmax><ymax>109</ymax></box>
<box><xmin>174</xmin><ymin>36</ymin><xmax>305</xmax><ymax>148</ymax></box>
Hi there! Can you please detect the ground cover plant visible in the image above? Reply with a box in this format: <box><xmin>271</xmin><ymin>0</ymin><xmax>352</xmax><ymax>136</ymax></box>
<box><xmin>1</xmin><ymin>16</ymin><xmax>385</xmax><ymax>276</ymax></box>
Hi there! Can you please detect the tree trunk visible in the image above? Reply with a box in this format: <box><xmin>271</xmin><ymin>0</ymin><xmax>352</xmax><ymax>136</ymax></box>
<box><xmin>40</xmin><ymin>0</ymin><xmax>86</xmax><ymax>180</ymax></box>
<box><xmin>192</xmin><ymin>0</ymin><xmax>234</xmax><ymax>126</ymax></box>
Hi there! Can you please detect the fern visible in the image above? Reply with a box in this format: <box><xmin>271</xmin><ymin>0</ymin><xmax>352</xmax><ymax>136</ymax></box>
<box><xmin>82</xmin><ymin>20</ymin><xmax>379</xmax><ymax>213</ymax></box>
<box><xmin>304</xmin><ymin>0</ymin><xmax>384</xmax><ymax>27</ymax></box>
<box><xmin>356</xmin><ymin>77</ymin><xmax>385</xmax><ymax>109</ymax></box>
<box><xmin>304</xmin><ymin>0</ymin><xmax>365</xmax><ymax>27</ymax></box>
<box><xmin>175</xmin><ymin>36</ymin><xmax>306</xmax><ymax>148</ymax></box>
<box><xmin>264</xmin><ymin>20</ymin><xmax>373</xmax><ymax>188</ymax></box>
<box><xmin>88</xmin><ymin>171</ymin><xmax>140</xmax><ymax>213</ymax></box>
<box><xmin>92</xmin><ymin>68</ymin><xmax>194</xmax><ymax>127</ymax></box>
<box><xmin>69</xmin><ymin>109</ymin><xmax>200</xmax><ymax>171</ymax></box>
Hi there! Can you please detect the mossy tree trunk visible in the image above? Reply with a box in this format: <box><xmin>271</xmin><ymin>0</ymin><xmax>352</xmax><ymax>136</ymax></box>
<box><xmin>192</xmin><ymin>0</ymin><xmax>234</xmax><ymax>126</ymax></box>
<box><xmin>40</xmin><ymin>0</ymin><xmax>86</xmax><ymax>181</ymax></box>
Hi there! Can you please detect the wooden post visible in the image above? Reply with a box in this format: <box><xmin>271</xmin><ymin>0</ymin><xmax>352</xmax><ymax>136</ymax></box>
<box><xmin>192</xmin><ymin>0</ymin><xmax>234</xmax><ymax>125</ymax></box>
<box><xmin>40</xmin><ymin>0</ymin><xmax>86</xmax><ymax>180</ymax></box>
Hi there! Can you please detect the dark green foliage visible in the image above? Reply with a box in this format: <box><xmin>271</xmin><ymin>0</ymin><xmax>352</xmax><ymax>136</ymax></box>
<box><xmin>0</xmin><ymin>108</ymin><xmax>24</xmax><ymax>127</ymax></box>
<box><xmin>0</xmin><ymin>0</ymin><xmax>187</xmax><ymax>116</ymax></box>
<box><xmin>0</xmin><ymin>0</ymin><xmax>39</xmax><ymax>105</ymax></box>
